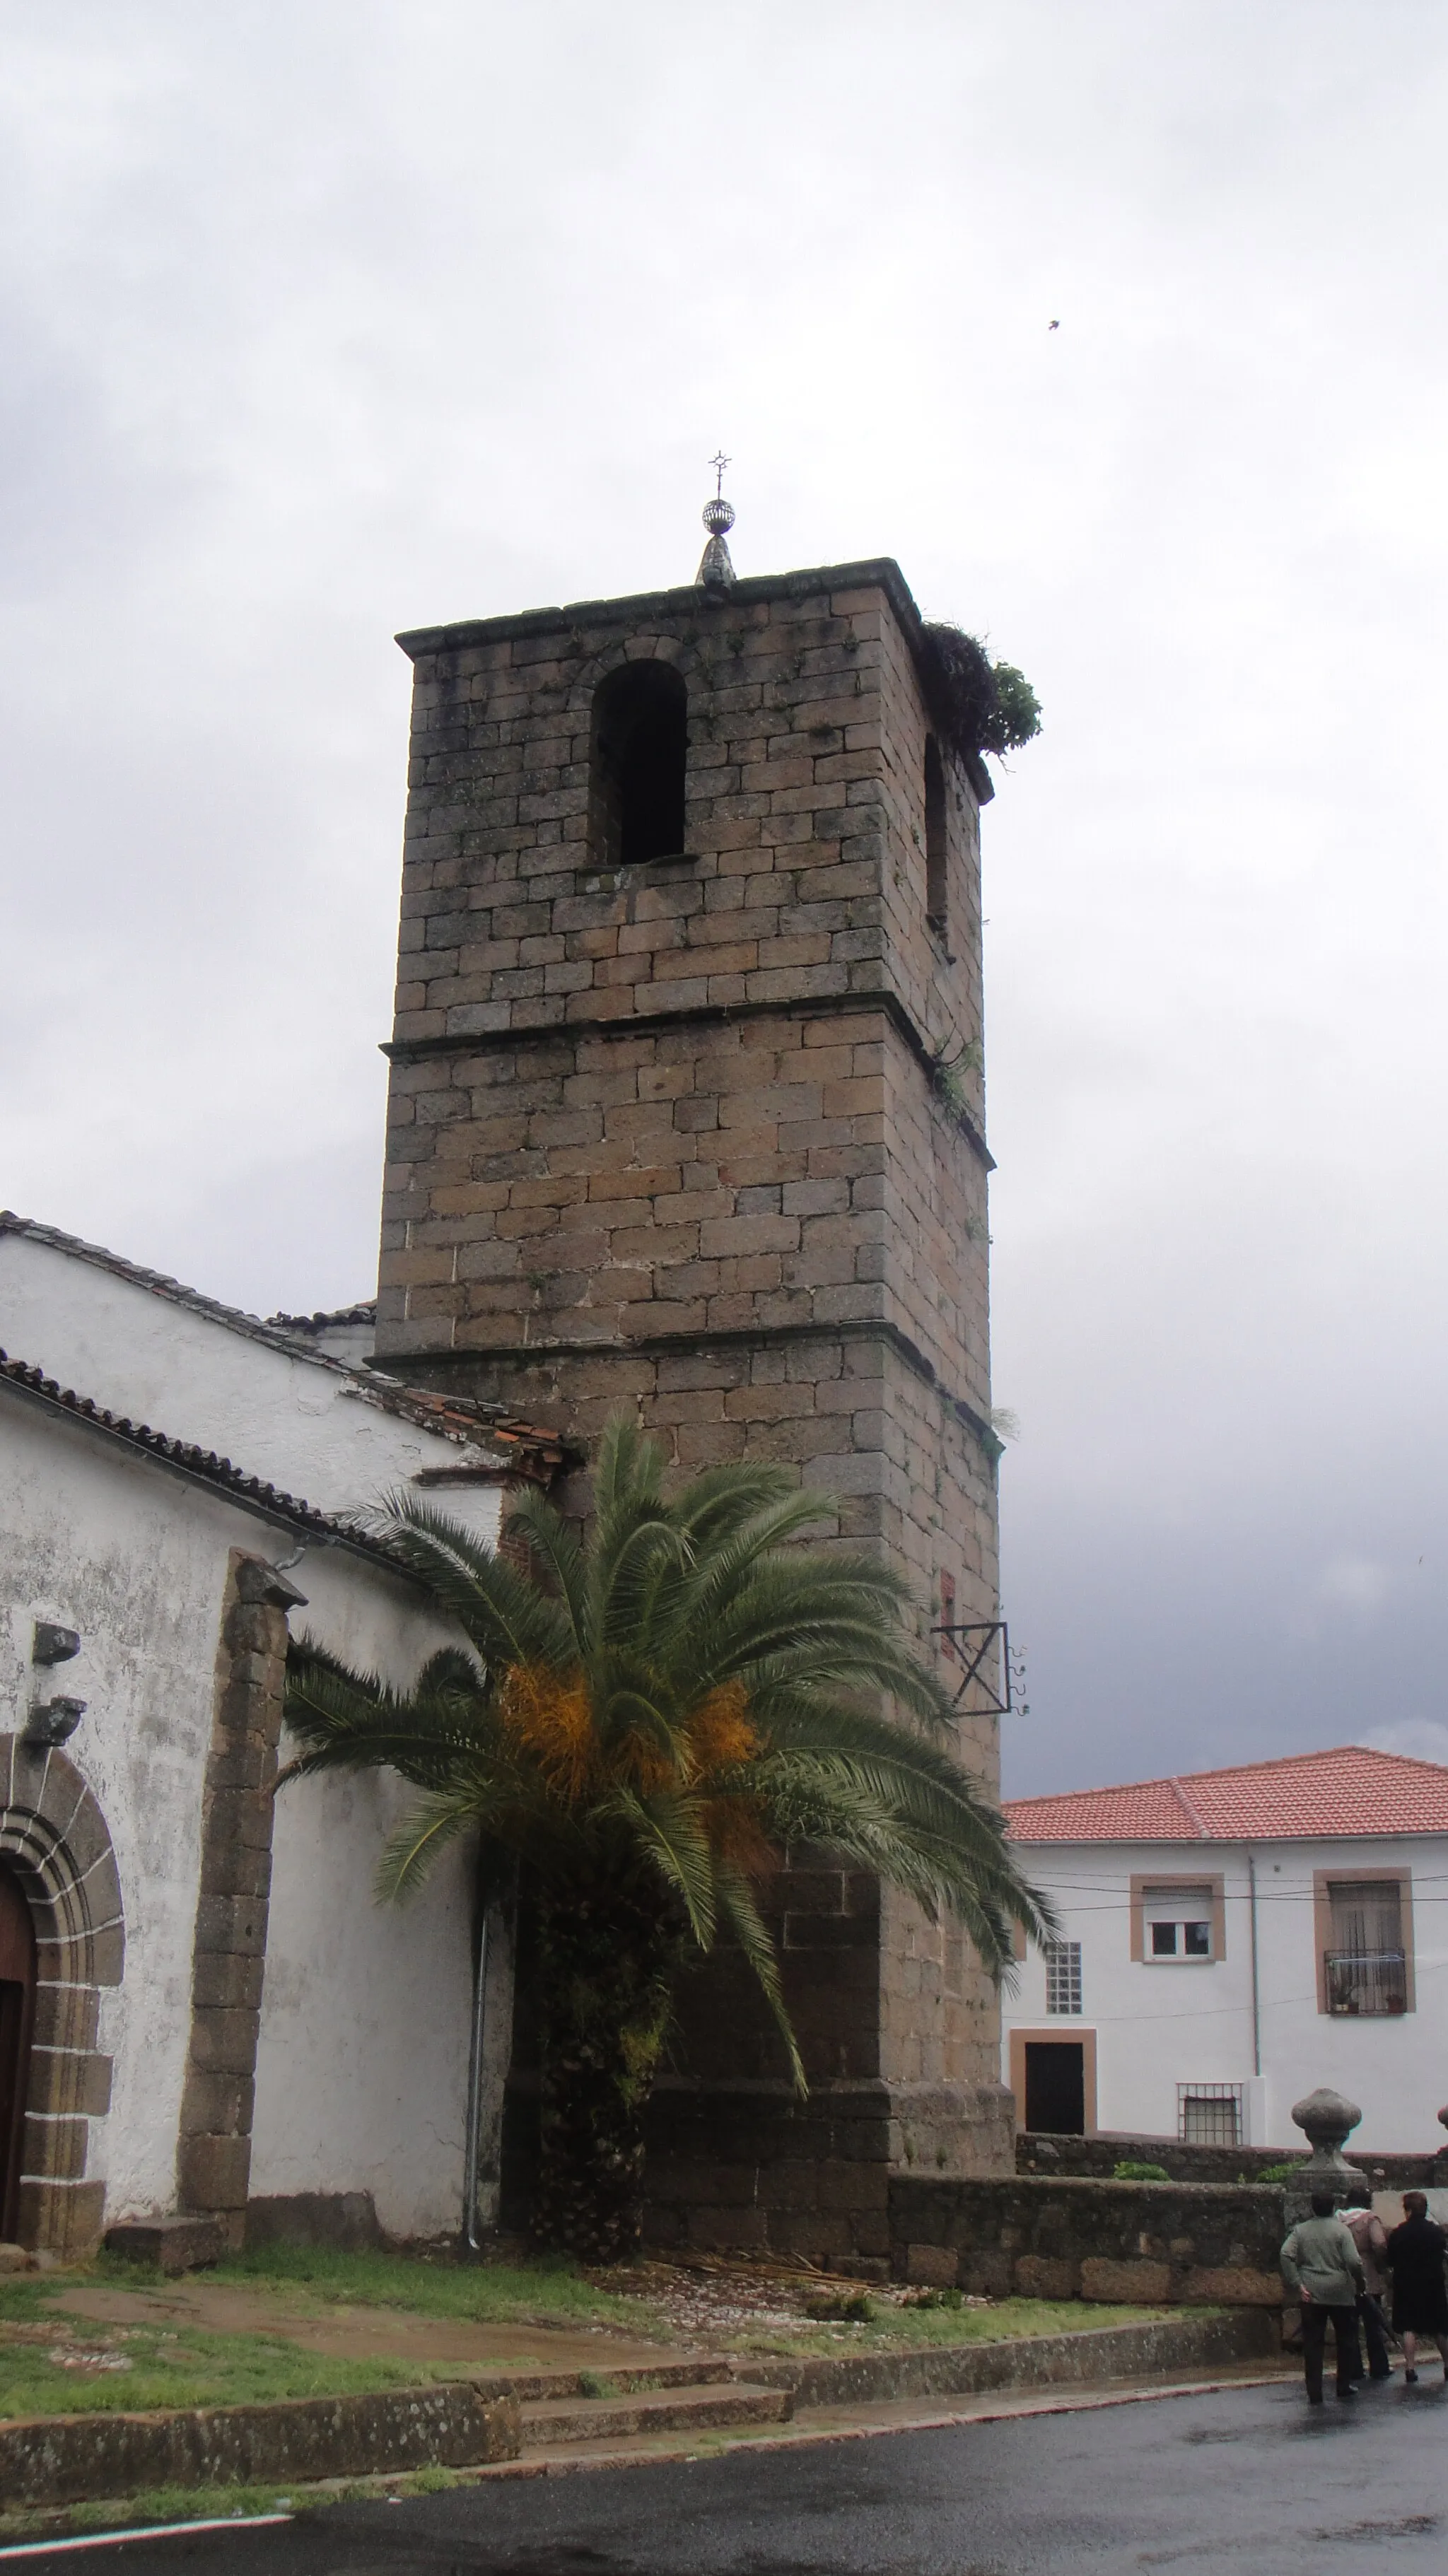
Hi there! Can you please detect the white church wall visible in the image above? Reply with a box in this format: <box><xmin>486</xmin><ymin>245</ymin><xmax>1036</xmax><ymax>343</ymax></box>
<box><xmin>2</xmin><ymin>1394</ymin><xmax>244</xmax><ymax>2215</ymax></box>
<box><xmin>0</xmin><ymin>1224</ymin><xmax>500</xmax><ymax>1524</ymax></box>
<box><xmin>251</xmin><ymin>1542</ymin><xmax>481</xmax><ymax>2241</ymax></box>
<box><xmin>1</xmin><ymin>1375</ymin><xmax>500</xmax><ymax>2241</ymax></box>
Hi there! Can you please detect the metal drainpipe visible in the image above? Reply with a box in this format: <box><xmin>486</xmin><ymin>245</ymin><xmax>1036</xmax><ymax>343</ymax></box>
<box><xmin>462</xmin><ymin>1904</ymin><xmax>491</xmax><ymax>2255</ymax></box>
<box><xmin>1247</xmin><ymin>1849</ymin><xmax>1262</xmax><ymax>2082</ymax></box>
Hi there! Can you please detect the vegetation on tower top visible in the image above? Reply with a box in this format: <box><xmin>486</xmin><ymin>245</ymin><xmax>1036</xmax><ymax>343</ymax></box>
<box><xmin>920</xmin><ymin>621</ymin><xmax>1042</xmax><ymax>761</ymax></box>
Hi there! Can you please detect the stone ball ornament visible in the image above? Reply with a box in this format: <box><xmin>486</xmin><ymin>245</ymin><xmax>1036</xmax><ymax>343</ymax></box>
<box><xmin>1289</xmin><ymin>2088</ymin><xmax>1367</xmax><ymax>2194</ymax></box>
<box><xmin>1291</xmin><ymin>2087</ymin><xmax>1363</xmax><ymax>2152</ymax></box>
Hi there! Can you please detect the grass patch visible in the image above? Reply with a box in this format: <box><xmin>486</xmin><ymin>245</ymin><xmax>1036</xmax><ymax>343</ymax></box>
<box><xmin>2</xmin><ymin>2244</ymin><xmax>666</xmax><ymax>2424</ymax></box>
<box><xmin>725</xmin><ymin>2297</ymin><xmax>1175</xmax><ymax>2357</ymax></box>
<box><xmin>0</xmin><ymin>2278</ymin><xmax>59</xmax><ymax>2327</ymax></box>
<box><xmin>194</xmin><ymin>2244</ymin><xmax>660</xmax><ymax>2336</ymax></box>
<box><xmin>0</xmin><ymin>2321</ymin><xmax>438</xmax><ymax>2423</ymax></box>
<box><xmin>75</xmin><ymin>2483</ymin><xmax>293</xmax><ymax>2529</ymax></box>
<box><xmin>0</xmin><ymin>2485</ymin><xmax>298</xmax><ymax>2545</ymax></box>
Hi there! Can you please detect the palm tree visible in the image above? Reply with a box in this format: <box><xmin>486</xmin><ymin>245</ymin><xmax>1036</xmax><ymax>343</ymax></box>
<box><xmin>281</xmin><ymin>1417</ymin><xmax>1051</xmax><ymax>2261</ymax></box>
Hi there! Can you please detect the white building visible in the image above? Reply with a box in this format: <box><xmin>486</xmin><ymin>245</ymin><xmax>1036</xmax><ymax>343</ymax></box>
<box><xmin>1002</xmin><ymin>1747</ymin><xmax>1448</xmax><ymax>2155</ymax></box>
<box><xmin>0</xmin><ymin>1213</ymin><xmax>559</xmax><ymax>2256</ymax></box>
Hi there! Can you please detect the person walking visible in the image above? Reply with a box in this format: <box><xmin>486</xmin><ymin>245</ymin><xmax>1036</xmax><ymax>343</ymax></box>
<box><xmin>1281</xmin><ymin>2187</ymin><xmax>1365</xmax><ymax>2404</ymax></box>
<box><xmin>1384</xmin><ymin>2191</ymin><xmax>1448</xmax><ymax>2382</ymax></box>
<box><xmin>1340</xmin><ymin>2183</ymin><xmax>1394</xmax><ymax>2381</ymax></box>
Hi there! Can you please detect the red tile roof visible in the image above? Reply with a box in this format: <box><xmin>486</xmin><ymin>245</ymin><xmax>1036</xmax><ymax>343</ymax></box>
<box><xmin>1004</xmin><ymin>1745</ymin><xmax>1448</xmax><ymax>1844</ymax></box>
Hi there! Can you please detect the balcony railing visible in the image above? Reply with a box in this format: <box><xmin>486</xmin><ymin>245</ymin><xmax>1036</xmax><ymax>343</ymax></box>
<box><xmin>1324</xmin><ymin>1948</ymin><xmax>1408</xmax><ymax>2016</ymax></box>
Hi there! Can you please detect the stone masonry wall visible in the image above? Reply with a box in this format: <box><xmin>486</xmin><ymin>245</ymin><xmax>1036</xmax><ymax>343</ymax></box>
<box><xmin>375</xmin><ymin>560</ymin><xmax>1012</xmax><ymax>2210</ymax></box>
<box><xmin>1017</xmin><ymin>2130</ymin><xmax>1448</xmax><ymax>2189</ymax></box>
<box><xmin>892</xmin><ymin>2174</ymin><xmax>1287</xmax><ymax>2307</ymax></box>
<box><xmin>176</xmin><ymin>1555</ymin><xmax>303</xmax><ymax>2250</ymax></box>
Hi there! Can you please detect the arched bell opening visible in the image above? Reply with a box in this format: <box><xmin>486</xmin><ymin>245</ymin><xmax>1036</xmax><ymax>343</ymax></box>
<box><xmin>589</xmin><ymin>661</ymin><xmax>688</xmax><ymax>869</ymax></box>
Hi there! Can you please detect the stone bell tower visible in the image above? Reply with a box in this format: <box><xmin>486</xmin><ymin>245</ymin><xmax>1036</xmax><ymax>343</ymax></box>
<box><xmin>374</xmin><ymin>484</ymin><xmax>1015</xmax><ymax>2257</ymax></box>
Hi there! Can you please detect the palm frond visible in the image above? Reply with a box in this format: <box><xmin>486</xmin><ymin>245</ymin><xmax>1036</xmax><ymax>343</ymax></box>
<box><xmin>375</xmin><ymin>1791</ymin><xmax>476</xmax><ymax>1901</ymax></box>
<box><xmin>288</xmin><ymin>1415</ymin><xmax>1048</xmax><ymax>2007</ymax></box>
<box><xmin>602</xmin><ymin>1787</ymin><xmax>717</xmax><ymax>1948</ymax></box>
<box><xmin>716</xmin><ymin>1867</ymin><xmax>807</xmax><ymax>2096</ymax></box>
<box><xmin>366</xmin><ymin>1490</ymin><xmax>575</xmax><ymax>1670</ymax></box>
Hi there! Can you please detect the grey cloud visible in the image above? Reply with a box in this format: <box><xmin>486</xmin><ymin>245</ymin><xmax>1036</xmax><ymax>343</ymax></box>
<box><xmin>2</xmin><ymin>0</ymin><xmax>1445</xmax><ymax>1790</ymax></box>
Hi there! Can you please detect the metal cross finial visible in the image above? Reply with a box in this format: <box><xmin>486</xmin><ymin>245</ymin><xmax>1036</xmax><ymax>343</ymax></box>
<box><xmin>697</xmin><ymin>452</ymin><xmax>737</xmax><ymax>590</ymax></box>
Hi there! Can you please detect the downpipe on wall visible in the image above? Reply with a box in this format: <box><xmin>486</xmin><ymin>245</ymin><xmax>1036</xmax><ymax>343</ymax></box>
<box><xmin>462</xmin><ymin>1904</ymin><xmax>491</xmax><ymax>2254</ymax></box>
<box><xmin>462</xmin><ymin>1873</ymin><xmax>516</xmax><ymax>2254</ymax></box>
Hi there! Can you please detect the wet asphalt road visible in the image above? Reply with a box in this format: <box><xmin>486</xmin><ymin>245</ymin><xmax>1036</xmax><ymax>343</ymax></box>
<box><xmin>18</xmin><ymin>2377</ymin><xmax>1448</xmax><ymax>2576</ymax></box>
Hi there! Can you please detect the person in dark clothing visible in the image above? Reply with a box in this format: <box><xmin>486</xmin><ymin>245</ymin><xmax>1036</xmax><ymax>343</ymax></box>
<box><xmin>1281</xmin><ymin>2186</ymin><xmax>1365</xmax><ymax>2403</ymax></box>
<box><xmin>1385</xmin><ymin>2191</ymin><xmax>1448</xmax><ymax>2382</ymax></box>
<box><xmin>1341</xmin><ymin>2183</ymin><xmax>1394</xmax><ymax>2380</ymax></box>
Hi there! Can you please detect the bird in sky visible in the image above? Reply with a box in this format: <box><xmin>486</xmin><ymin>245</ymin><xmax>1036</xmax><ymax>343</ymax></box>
<box><xmin>1049</xmin><ymin>318</ymin><xmax>1060</xmax><ymax>330</ymax></box>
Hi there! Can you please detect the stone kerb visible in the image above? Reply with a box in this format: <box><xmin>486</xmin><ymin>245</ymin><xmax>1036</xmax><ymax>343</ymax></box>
<box><xmin>0</xmin><ymin>1735</ymin><xmax>122</xmax><ymax>2256</ymax></box>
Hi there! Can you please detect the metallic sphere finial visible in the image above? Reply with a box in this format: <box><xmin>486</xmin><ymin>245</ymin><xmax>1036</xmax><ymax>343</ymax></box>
<box><xmin>696</xmin><ymin>452</ymin><xmax>737</xmax><ymax>591</ymax></box>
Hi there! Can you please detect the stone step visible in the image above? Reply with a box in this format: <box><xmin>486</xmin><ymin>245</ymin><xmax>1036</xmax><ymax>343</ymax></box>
<box><xmin>474</xmin><ymin>2356</ymin><xmax>735</xmax><ymax>2403</ymax></box>
<box><xmin>520</xmin><ymin>2379</ymin><xmax>793</xmax><ymax>2449</ymax></box>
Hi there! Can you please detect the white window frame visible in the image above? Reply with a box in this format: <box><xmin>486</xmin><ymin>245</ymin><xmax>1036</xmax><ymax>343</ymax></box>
<box><xmin>1044</xmin><ymin>1939</ymin><xmax>1082</xmax><ymax>2016</ymax></box>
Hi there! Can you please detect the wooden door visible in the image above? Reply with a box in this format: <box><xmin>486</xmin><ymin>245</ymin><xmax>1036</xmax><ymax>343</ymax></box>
<box><xmin>0</xmin><ymin>1865</ymin><xmax>36</xmax><ymax>2242</ymax></box>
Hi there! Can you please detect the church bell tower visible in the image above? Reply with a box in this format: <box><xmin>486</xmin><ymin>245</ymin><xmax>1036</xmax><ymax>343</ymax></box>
<box><xmin>374</xmin><ymin>486</ymin><xmax>1015</xmax><ymax>2256</ymax></box>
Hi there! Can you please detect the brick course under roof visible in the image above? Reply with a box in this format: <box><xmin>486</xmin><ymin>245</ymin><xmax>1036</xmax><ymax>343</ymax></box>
<box><xmin>1004</xmin><ymin>1745</ymin><xmax>1448</xmax><ymax>1844</ymax></box>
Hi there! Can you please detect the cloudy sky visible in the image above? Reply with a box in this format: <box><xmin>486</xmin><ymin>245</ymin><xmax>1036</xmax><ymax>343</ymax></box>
<box><xmin>2</xmin><ymin>0</ymin><xmax>1445</xmax><ymax>1795</ymax></box>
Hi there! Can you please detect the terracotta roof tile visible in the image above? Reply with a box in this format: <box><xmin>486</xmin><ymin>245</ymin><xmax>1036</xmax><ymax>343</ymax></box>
<box><xmin>1004</xmin><ymin>1745</ymin><xmax>1448</xmax><ymax>1844</ymax></box>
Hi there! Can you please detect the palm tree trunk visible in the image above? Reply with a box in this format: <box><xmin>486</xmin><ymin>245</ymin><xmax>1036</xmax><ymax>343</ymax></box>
<box><xmin>531</xmin><ymin>1882</ymin><xmax>682</xmax><ymax>2264</ymax></box>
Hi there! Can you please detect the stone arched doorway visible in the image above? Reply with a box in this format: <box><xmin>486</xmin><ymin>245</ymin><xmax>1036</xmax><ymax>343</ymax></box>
<box><xmin>0</xmin><ymin>1742</ymin><xmax>124</xmax><ymax>2255</ymax></box>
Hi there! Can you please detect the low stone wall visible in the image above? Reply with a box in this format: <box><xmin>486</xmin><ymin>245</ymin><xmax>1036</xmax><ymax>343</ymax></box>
<box><xmin>1017</xmin><ymin>2131</ymin><xmax>1447</xmax><ymax>2189</ymax></box>
<box><xmin>746</xmin><ymin>2305</ymin><xmax>1280</xmax><ymax>2406</ymax></box>
<box><xmin>891</xmin><ymin>2174</ymin><xmax>1285</xmax><ymax>2306</ymax></box>
<box><xmin>0</xmin><ymin>2385</ymin><xmax>520</xmax><ymax>2511</ymax></box>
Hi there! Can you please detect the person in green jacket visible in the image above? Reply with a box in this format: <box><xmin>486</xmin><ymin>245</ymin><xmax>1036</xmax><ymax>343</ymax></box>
<box><xmin>1281</xmin><ymin>2187</ymin><xmax>1367</xmax><ymax>2403</ymax></box>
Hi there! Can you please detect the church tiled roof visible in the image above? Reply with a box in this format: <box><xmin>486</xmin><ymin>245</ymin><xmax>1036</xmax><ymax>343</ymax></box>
<box><xmin>1005</xmin><ymin>1745</ymin><xmax>1448</xmax><ymax>1844</ymax></box>
<box><xmin>0</xmin><ymin>1346</ymin><xmax>385</xmax><ymax>1554</ymax></box>
<box><xmin>0</xmin><ymin>1212</ymin><xmax>571</xmax><ymax>1482</ymax></box>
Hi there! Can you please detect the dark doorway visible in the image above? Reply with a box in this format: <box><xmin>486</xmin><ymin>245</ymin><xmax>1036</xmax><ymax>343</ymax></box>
<box><xmin>0</xmin><ymin>1863</ymin><xmax>36</xmax><ymax>2241</ymax></box>
<box><xmin>1024</xmin><ymin>2039</ymin><xmax>1085</xmax><ymax>2135</ymax></box>
<box><xmin>590</xmin><ymin>662</ymin><xmax>688</xmax><ymax>867</ymax></box>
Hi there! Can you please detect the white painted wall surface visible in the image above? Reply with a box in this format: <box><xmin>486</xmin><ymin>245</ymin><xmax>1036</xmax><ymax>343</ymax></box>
<box><xmin>251</xmin><ymin>1544</ymin><xmax>477</xmax><ymax>2240</ymax></box>
<box><xmin>1</xmin><ymin>1380</ymin><xmax>489</xmax><ymax>2238</ymax></box>
<box><xmin>0</xmin><ymin>1226</ymin><xmax>502</xmax><ymax>1528</ymax></box>
<box><xmin>1003</xmin><ymin>1837</ymin><xmax>1448</xmax><ymax>2155</ymax></box>
<box><xmin>2</xmin><ymin>1396</ymin><xmax>248</xmax><ymax>2213</ymax></box>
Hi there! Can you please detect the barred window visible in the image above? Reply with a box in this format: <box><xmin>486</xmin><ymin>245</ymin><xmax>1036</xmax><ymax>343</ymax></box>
<box><xmin>1177</xmin><ymin>2082</ymin><xmax>1242</xmax><ymax>2146</ymax></box>
<box><xmin>1044</xmin><ymin>1940</ymin><xmax>1082</xmax><ymax>2015</ymax></box>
